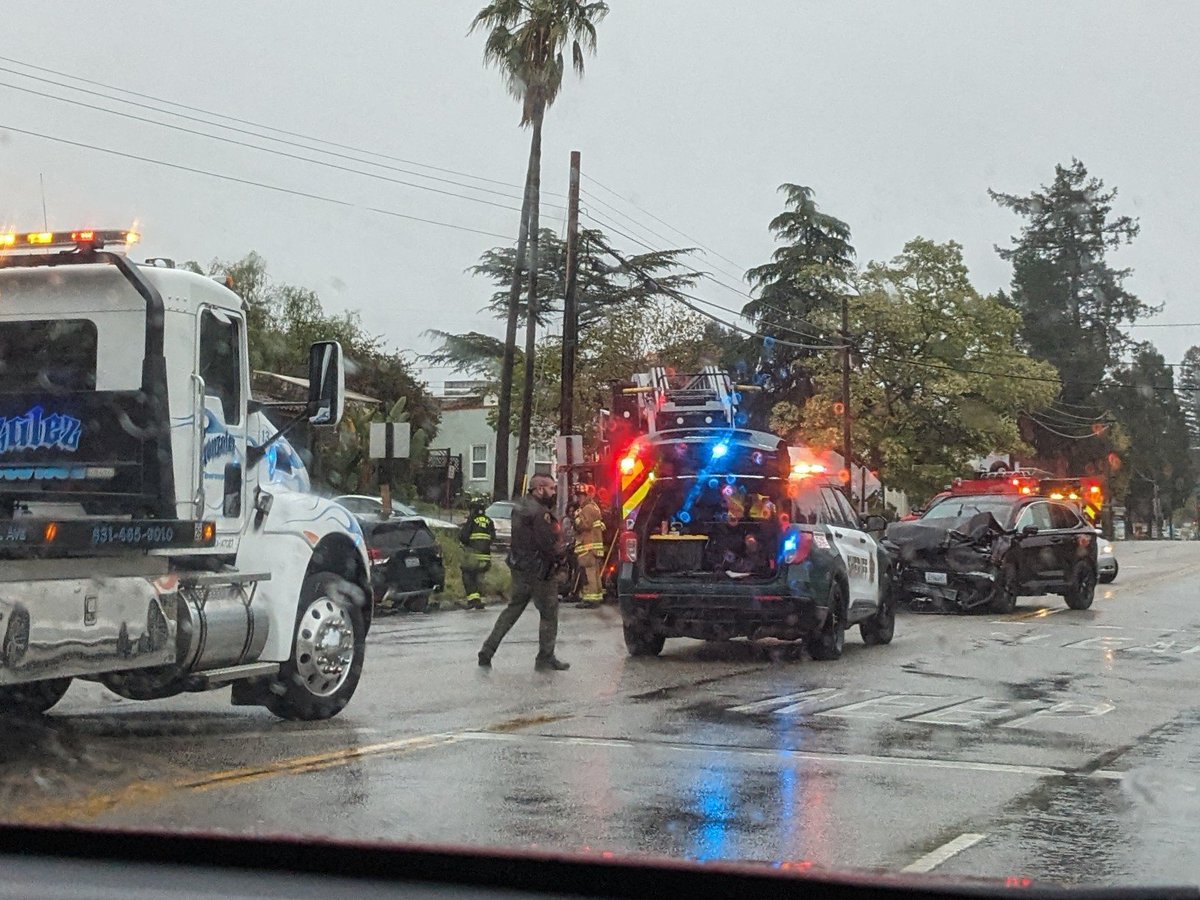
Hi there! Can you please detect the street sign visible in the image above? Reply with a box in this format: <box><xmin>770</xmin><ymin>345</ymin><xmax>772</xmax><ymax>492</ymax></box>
<box><xmin>369</xmin><ymin>422</ymin><xmax>411</xmax><ymax>459</ymax></box>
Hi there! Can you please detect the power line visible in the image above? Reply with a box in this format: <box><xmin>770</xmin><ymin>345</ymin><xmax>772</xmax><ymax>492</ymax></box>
<box><xmin>579</xmin><ymin>186</ymin><xmax>750</xmax><ymax>287</ymax></box>
<box><xmin>584</xmin><ymin>173</ymin><xmax>750</xmax><ymax>274</ymax></box>
<box><xmin>580</xmin><ymin>209</ymin><xmax>839</xmax><ymax>344</ymax></box>
<box><xmin>590</xmin><ymin>234</ymin><xmax>848</xmax><ymax>353</ymax></box>
<box><xmin>1028</xmin><ymin>415</ymin><xmax>1109</xmax><ymax>440</ymax></box>
<box><xmin>0</xmin><ymin>77</ymin><xmax>568</xmax><ymax>217</ymax></box>
<box><xmin>0</xmin><ymin>54</ymin><xmax>531</xmax><ymax>193</ymax></box>
<box><xmin>580</xmin><ymin>190</ymin><xmax>841</xmax><ymax>340</ymax></box>
<box><xmin>0</xmin><ymin>122</ymin><xmax>516</xmax><ymax>241</ymax></box>
<box><xmin>1129</xmin><ymin>322</ymin><xmax>1200</xmax><ymax>328</ymax></box>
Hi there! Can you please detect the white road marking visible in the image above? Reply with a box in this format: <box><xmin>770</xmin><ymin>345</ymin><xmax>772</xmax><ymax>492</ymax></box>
<box><xmin>901</xmin><ymin>832</ymin><xmax>987</xmax><ymax>873</ymax></box>
<box><xmin>729</xmin><ymin>687</ymin><xmax>840</xmax><ymax>714</ymax></box>
<box><xmin>457</xmin><ymin>731</ymin><xmax>1126</xmax><ymax>780</ymax></box>
<box><xmin>1001</xmin><ymin>700</ymin><xmax>1115</xmax><ymax>730</ymax></box>
<box><xmin>816</xmin><ymin>693</ymin><xmax>947</xmax><ymax>720</ymax></box>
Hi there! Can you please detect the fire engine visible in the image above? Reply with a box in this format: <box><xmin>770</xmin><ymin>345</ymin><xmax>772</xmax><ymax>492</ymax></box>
<box><xmin>940</xmin><ymin>469</ymin><xmax>1106</xmax><ymax>526</ymax></box>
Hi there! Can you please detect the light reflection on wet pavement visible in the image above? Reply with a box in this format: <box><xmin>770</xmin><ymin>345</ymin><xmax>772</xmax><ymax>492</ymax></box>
<box><xmin>3</xmin><ymin>541</ymin><xmax>1199</xmax><ymax>887</ymax></box>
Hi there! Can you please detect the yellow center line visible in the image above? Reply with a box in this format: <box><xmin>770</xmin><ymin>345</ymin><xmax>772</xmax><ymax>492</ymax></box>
<box><xmin>8</xmin><ymin>713</ymin><xmax>574</xmax><ymax>825</ymax></box>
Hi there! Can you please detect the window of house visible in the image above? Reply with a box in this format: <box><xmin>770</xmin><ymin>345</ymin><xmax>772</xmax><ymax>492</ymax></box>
<box><xmin>471</xmin><ymin>444</ymin><xmax>488</xmax><ymax>480</ymax></box>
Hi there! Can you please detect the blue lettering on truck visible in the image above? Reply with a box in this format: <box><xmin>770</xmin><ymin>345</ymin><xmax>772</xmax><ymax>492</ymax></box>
<box><xmin>0</xmin><ymin>406</ymin><xmax>83</xmax><ymax>454</ymax></box>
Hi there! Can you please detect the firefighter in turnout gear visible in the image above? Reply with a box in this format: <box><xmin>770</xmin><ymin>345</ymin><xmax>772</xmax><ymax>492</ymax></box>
<box><xmin>458</xmin><ymin>498</ymin><xmax>495</xmax><ymax>610</ymax></box>
<box><xmin>574</xmin><ymin>485</ymin><xmax>606</xmax><ymax>609</ymax></box>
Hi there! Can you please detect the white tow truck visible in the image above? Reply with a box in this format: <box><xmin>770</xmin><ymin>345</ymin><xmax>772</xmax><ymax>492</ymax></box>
<box><xmin>0</xmin><ymin>229</ymin><xmax>372</xmax><ymax>719</ymax></box>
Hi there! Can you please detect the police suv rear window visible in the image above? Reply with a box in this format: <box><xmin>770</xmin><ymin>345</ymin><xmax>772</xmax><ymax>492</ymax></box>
<box><xmin>0</xmin><ymin>319</ymin><xmax>97</xmax><ymax>392</ymax></box>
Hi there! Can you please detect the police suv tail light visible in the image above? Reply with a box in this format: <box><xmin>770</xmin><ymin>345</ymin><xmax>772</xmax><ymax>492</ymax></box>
<box><xmin>781</xmin><ymin>529</ymin><xmax>813</xmax><ymax>565</ymax></box>
<box><xmin>621</xmin><ymin>530</ymin><xmax>638</xmax><ymax>564</ymax></box>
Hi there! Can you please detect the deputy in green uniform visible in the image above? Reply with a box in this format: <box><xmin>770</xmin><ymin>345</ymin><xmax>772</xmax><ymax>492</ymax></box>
<box><xmin>458</xmin><ymin>498</ymin><xmax>495</xmax><ymax>610</ymax></box>
<box><xmin>477</xmin><ymin>474</ymin><xmax>570</xmax><ymax>671</ymax></box>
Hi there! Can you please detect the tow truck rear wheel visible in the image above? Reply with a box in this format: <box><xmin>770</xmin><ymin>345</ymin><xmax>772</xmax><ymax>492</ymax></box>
<box><xmin>806</xmin><ymin>579</ymin><xmax>847</xmax><ymax>661</ymax></box>
<box><xmin>0</xmin><ymin>678</ymin><xmax>71</xmax><ymax>717</ymax></box>
<box><xmin>623</xmin><ymin>623</ymin><xmax>665</xmax><ymax>657</ymax></box>
<box><xmin>265</xmin><ymin>572</ymin><xmax>366</xmax><ymax>721</ymax></box>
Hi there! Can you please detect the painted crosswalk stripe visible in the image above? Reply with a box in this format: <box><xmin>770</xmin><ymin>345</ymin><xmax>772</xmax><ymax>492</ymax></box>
<box><xmin>902</xmin><ymin>833</ymin><xmax>987</xmax><ymax>873</ymax></box>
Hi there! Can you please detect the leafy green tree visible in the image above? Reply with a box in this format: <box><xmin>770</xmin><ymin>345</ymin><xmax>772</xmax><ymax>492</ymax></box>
<box><xmin>990</xmin><ymin>160</ymin><xmax>1157</xmax><ymax>473</ymax></box>
<box><xmin>424</xmin><ymin>227</ymin><xmax>709</xmax><ymax>446</ymax></box>
<box><xmin>787</xmin><ymin>239</ymin><xmax>1060</xmax><ymax>499</ymax></box>
<box><xmin>188</xmin><ymin>253</ymin><xmax>439</xmax><ymax>492</ymax></box>
<box><xmin>471</xmin><ymin>0</ymin><xmax>610</xmax><ymax>498</ymax></box>
<box><xmin>1104</xmin><ymin>345</ymin><xmax>1195</xmax><ymax>535</ymax></box>
<box><xmin>742</xmin><ymin>184</ymin><xmax>855</xmax><ymax>429</ymax></box>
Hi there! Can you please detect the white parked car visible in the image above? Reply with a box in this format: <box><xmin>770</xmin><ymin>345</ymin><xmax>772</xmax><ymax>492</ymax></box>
<box><xmin>333</xmin><ymin>495</ymin><xmax>458</xmax><ymax>532</ymax></box>
<box><xmin>485</xmin><ymin>501</ymin><xmax>516</xmax><ymax>548</ymax></box>
<box><xmin>1098</xmin><ymin>540</ymin><xmax>1118</xmax><ymax>583</ymax></box>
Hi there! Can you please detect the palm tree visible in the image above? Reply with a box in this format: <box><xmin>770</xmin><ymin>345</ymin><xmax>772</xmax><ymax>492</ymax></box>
<box><xmin>471</xmin><ymin>0</ymin><xmax>609</xmax><ymax>498</ymax></box>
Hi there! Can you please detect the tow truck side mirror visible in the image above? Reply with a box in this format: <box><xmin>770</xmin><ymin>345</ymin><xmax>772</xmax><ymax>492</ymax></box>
<box><xmin>307</xmin><ymin>340</ymin><xmax>345</xmax><ymax>428</ymax></box>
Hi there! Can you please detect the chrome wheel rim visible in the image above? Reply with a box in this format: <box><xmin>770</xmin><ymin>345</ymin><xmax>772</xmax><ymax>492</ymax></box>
<box><xmin>294</xmin><ymin>596</ymin><xmax>356</xmax><ymax>697</ymax></box>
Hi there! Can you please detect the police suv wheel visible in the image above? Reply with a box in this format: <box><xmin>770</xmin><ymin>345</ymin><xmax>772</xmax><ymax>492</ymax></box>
<box><xmin>623</xmin><ymin>623</ymin><xmax>665</xmax><ymax>657</ymax></box>
<box><xmin>860</xmin><ymin>580</ymin><xmax>895</xmax><ymax>646</ymax></box>
<box><xmin>1064</xmin><ymin>563</ymin><xmax>1097</xmax><ymax>611</ymax></box>
<box><xmin>806</xmin><ymin>579</ymin><xmax>847</xmax><ymax>661</ymax></box>
<box><xmin>266</xmin><ymin>572</ymin><xmax>366</xmax><ymax>721</ymax></box>
<box><xmin>0</xmin><ymin>678</ymin><xmax>71</xmax><ymax>717</ymax></box>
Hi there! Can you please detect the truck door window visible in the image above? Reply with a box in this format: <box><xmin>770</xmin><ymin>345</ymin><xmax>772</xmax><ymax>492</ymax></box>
<box><xmin>0</xmin><ymin>319</ymin><xmax>97</xmax><ymax>393</ymax></box>
<box><xmin>199</xmin><ymin>309</ymin><xmax>242</xmax><ymax>425</ymax></box>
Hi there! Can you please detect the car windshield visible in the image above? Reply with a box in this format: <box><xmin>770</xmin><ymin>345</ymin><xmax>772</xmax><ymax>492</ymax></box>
<box><xmin>921</xmin><ymin>495</ymin><xmax>1020</xmax><ymax>526</ymax></box>
<box><xmin>3</xmin><ymin>3</ymin><xmax>1196</xmax><ymax>893</ymax></box>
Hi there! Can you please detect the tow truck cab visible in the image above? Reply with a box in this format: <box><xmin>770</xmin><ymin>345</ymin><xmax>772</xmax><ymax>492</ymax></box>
<box><xmin>616</xmin><ymin>429</ymin><xmax>894</xmax><ymax>659</ymax></box>
<box><xmin>0</xmin><ymin>230</ymin><xmax>370</xmax><ymax>719</ymax></box>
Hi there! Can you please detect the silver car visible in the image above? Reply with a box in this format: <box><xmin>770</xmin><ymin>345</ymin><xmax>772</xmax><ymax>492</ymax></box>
<box><xmin>1099</xmin><ymin>540</ymin><xmax>1118</xmax><ymax>583</ymax></box>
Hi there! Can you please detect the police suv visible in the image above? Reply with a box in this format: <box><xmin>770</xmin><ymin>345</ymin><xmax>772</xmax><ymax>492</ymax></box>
<box><xmin>617</xmin><ymin>429</ymin><xmax>895</xmax><ymax>660</ymax></box>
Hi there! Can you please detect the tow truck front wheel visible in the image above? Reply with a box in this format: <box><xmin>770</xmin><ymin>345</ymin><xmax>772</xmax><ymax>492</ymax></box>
<box><xmin>0</xmin><ymin>678</ymin><xmax>71</xmax><ymax>717</ymax></box>
<box><xmin>806</xmin><ymin>579</ymin><xmax>847</xmax><ymax>661</ymax></box>
<box><xmin>266</xmin><ymin>572</ymin><xmax>366</xmax><ymax>721</ymax></box>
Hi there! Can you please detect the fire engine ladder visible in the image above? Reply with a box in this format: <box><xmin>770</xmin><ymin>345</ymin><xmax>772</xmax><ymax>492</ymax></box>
<box><xmin>633</xmin><ymin>365</ymin><xmax>738</xmax><ymax>434</ymax></box>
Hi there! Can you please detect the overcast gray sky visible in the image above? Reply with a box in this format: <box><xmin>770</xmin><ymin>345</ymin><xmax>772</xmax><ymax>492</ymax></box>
<box><xmin>2</xmin><ymin>1</ymin><xmax>1196</xmax><ymax>390</ymax></box>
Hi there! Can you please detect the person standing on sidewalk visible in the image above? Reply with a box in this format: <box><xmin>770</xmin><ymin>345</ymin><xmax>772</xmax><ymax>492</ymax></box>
<box><xmin>477</xmin><ymin>474</ymin><xmax>570</xmax><ymax>671</ymax></box>
<box><xmin>458</xmin><ymin>497</ymin><xmax>495</xmax><ymax>611</ymax></box>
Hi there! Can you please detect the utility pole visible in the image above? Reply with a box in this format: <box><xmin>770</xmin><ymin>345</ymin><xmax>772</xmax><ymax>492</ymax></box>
<box><xmin>560</xmin><ymin>151</ymin><xmax>581</xmax><ymax>438</ymax></box>
<box><xmin>840</xmin><ymin>291</ymin><xmax>852</xmax><ymax>502</ymax></box>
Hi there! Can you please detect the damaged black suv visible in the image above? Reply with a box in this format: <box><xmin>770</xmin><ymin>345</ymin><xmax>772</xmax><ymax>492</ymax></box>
<box><xmin>884</xmin><ymin>494</ymin><xmax>1098</xmax><ymax>613</ymax></box>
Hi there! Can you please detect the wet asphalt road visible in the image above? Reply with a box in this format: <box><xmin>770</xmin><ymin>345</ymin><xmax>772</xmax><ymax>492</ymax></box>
<box><xmin>3</xmin><ymin>540</ymin><xmax>1200</xmax><ymax>888</ymax></box>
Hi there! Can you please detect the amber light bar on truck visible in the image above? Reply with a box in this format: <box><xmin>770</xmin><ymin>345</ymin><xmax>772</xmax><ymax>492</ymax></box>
<box><xmin>0</xmin><ymin>518</ymin><xmax>215</xmax><ymax>554</ymax></box>
<box><xmin>0</xmin><ymin>229</ymin><xmax>140</xmax><ymax>252</ymax></box>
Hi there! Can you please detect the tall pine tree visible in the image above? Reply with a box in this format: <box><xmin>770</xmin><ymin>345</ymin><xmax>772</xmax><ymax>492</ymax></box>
<box><xmin>990</xmin><ymin>159</ymin><xmax>1156</xmax><ymax>473</ymax></box>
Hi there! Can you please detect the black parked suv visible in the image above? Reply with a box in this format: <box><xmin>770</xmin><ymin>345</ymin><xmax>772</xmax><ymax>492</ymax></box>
<box><xmin>360</xmin><ymin>517</ymin><xmax>446</xmax><ymax>612</ymax></box>
<box><xmin>885</xmin><ymin>493</ymin><xmax>1098</xmax><ymax>613</ymax></box>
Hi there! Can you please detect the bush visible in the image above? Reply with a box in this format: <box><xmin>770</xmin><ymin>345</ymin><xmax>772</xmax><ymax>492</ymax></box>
<box><xmin>434</xmin><ymin>530</ymin><xmax>511</xmax><ymax>603</ymax></box>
